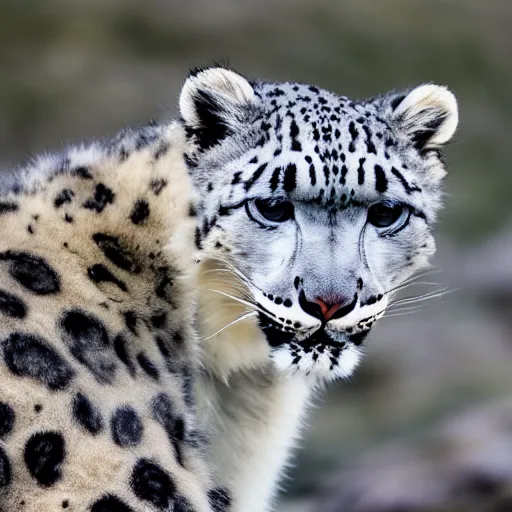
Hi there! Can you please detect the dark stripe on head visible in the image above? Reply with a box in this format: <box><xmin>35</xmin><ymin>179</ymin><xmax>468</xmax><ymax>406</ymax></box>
<box><xmin>283</xmin><ymin>164</ymin><xmax>297</xmax><ymax>192</ymax></box>
<box><xmin>290</xmin><ymin>120</ymin><xmax>302</xmax><ymax>151</ymax></box>
<box><xmin>340</xmin><ymin>165</ymin><xmax>348</xmax><ymax>185</ymax></box>
<box><xmin>391</xmin><ymin>167</ymin><xmax>421</xmax><ymax>194</ymax></box>
<box><xmin>309</xmin><ymin>164</ymin><xmax>316</xmax><ymax>186</ymax></box>
<box><xmin>323</xmin><ymin>165</ymin><xmax>330</xmax><ymax>185</ymax></box>
<box><xmin>357</xmin><ymin>158</ymin><xmax>365</xmax><ymax>185</ymax></box>
<box><xmin>374</xmin><ymin>164</ymin><xmax>388</xmax><ymax>193</ymax></box>
<box><xmin>244</xmin><ymin>163</ymin><xmax>268</xmax><ymax>191</ymax></box>
<box><xmin>348</xmin><ymin>121</ymin><xmax>358</xmax><ymax>141</ymax></box>
<box><xmin>270</xmin><ymin>167</ymin><xmax>281</xmax><ymax>192</ymax></box>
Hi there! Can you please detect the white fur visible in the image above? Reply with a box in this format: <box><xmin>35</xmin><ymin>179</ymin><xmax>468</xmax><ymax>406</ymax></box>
<box><xmin>197</xmin><ymin>367</ymin><xmax>312</xmax><ymax>512</ymax></box>
<box><xmin>271</xmin><ymin>341</ymin><xmax>363</xmax><ymax>381</ymax></box>
<box><xmin>393</xmin><ymin>84</ymin><xmax>459</xmax><ymax>146</ymax></box>
<box><xmin>328</xmin><ymin>299</ymin><xmax>388</xmax><ymax>330</ymax></box>
<box><xmin>179</xmin><ymin>68</ymin><xmax>255</xmax><ymax>128</ymax></box>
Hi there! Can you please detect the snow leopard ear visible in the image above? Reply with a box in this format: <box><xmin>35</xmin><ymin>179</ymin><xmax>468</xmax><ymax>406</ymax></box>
<box><xmin>179</xmin><ymin>67</ymin><xmax>255</xmax><ymax>149</ymax></box>
<box><xmin>389</xmin><ymin>84</ymin><xmax>458</xmax><ymax>152</ymax></box>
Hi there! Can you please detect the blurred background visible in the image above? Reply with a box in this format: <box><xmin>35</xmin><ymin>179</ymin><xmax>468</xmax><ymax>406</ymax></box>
<box><xmin>1</xmin><ymin>1</ymin><xmax>511</xmax><ymax>510</ymax></box>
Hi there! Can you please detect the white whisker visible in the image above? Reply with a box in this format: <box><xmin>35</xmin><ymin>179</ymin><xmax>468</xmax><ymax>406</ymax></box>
<box><xmin>382</xmin><ymin>309</ymin><xmax>423</xmax><ymax>319</ymax></box>
<box><xmin>389</xmin><ymin>281</ymin><xmax>440</xmax><ymax>294</ymax></box>
<box><xmin>389</xmin><ymin>287</ymin><xmax>457</xmax><ymax>307</ymax></box>
<box><xmin>384</xmin><ymin>269</ymin><xmax>442</xmax><ymax>296</ymax></box>
<box><xmin>203</xmin><ymin>288</ymin><xmax>276</xmax><ymax>322</ymax></box>
<box><xmin>201</xmin><ymin>279</ymin><xmax>253</xmax><ymax>299</ymax></box>
<box><xmin>384</xmin><ymin>305</ymin><xmax>423</xmax><ymax>315</ymax></box>
<box><xmin>206</xmin><ymin>258</ymin><xmax>253</xmax><ymax>287</ymax></box>
<box><xmin>203</xmin><ymin>288</ymin><xmax>256</xmax><ymax>310</ymax></box>
<box><xmin>203</xmin><ymin>312</ymin><xmax>258</xmax><ymax>340</ymax></box>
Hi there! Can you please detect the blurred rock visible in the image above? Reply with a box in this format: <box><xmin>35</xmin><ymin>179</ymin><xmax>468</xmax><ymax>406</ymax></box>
<box><xmin>461</xmin><ymin>225</ymin><xmax>512</xmax><ymax>335</ymax></box>
<box><xmin>316</xmin><ymin>399</ymin><xmax>512</xmax><ymax>512</ymax></box>
<box><xmin>462</xmin><ymin>225</ymin><xmax>512</xmax><ymax>293</ymax></box>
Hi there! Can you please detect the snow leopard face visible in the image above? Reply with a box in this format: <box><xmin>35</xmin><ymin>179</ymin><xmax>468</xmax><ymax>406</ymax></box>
<box><xmin>180</xmin><ymin>67</ymin><xmax>458</xmax><ymax>382</ymax></box>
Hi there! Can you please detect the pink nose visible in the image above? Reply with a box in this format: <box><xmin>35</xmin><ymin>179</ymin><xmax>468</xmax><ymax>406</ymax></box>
<box><xmin>314</xmin><ymin>298</ymin><xmax>343</xmax><ymax>321</ymax></box>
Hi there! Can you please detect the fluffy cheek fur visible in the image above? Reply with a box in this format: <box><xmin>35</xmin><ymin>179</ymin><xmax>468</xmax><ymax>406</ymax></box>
<box><xmin>366</xmin><ymin>222</ymin><xmax>437</xmax><ymax>289</ymax></box>
<box><xmin>197</xmin><ymin>258</ymin><xmax>271</xmax><ymax>381</ymax></box>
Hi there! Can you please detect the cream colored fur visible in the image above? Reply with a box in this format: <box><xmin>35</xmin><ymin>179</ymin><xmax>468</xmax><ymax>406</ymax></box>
<box><xmin>0</xmin><ymin>123</ymin><xmax>215</xmax><ymax>511</ymax></box>
<box><xmin>197</xmin><ymin>365</ymin><xmax>312</xmax><ymax>512</ymax></box>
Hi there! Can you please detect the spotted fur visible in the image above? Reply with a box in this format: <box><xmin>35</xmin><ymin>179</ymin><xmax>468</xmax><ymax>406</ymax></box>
<box><xmin>0</xmin><ymin>123</ymin><xmax>223</xmax><ymax>511</ymax></box>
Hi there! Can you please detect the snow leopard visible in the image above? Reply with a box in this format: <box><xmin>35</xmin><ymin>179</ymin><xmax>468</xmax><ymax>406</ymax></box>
<box><xmin>0</xmin><ymin>66</ymin><xmax>458</xmax><ymax>512</ymax></box>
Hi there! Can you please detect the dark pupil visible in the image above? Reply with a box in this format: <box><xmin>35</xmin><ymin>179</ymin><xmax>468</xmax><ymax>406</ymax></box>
<box><xmin>368</xmin><ymin>203</ymin><xmax>403</xmax><ymax>228</ymax></box>
<box><xmin>255</xmin><ymin>198</ymin><xmax>293</xmax><ymax>222</ymax></box>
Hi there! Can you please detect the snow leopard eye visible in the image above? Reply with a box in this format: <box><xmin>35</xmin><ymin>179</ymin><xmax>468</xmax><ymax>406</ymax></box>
<box><xmin>247</xmin><ymin>198</ymin><xmax>295</xmax><ymax>225</ymax></box>
<box><xmin>367</xmin><ymin>201</ymin><xmax>410</xmax><ymax>231</ymax></box>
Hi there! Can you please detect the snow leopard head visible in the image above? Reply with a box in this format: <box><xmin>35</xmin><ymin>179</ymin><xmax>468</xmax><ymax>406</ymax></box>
<box><xmin>179</xmin><ymin>67</ymin><xmax>458</xmax><ymax>382</ymax></box>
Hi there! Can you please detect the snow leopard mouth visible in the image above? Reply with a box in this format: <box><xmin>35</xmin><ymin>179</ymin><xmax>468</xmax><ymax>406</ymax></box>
<box><xmin>258</xmin><ymin>313</ymin><xmax>370</xmax><ymax>350</ymax></box>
